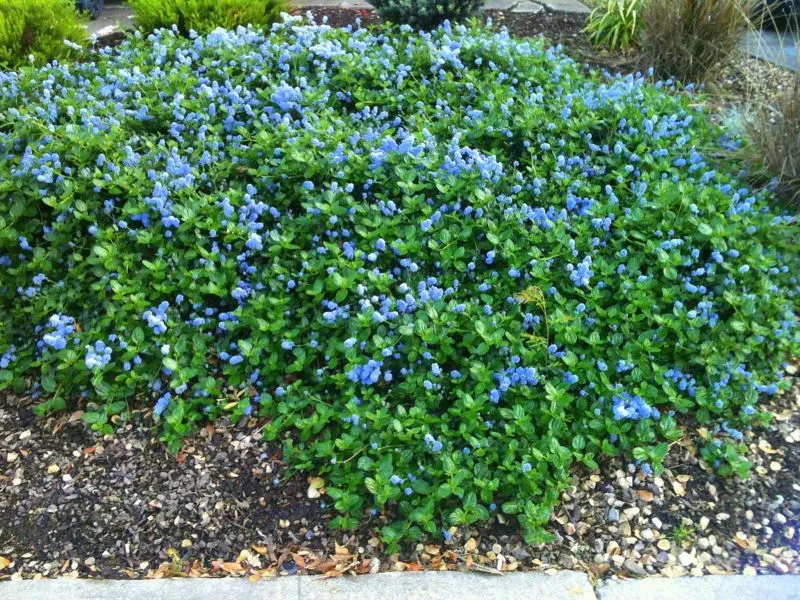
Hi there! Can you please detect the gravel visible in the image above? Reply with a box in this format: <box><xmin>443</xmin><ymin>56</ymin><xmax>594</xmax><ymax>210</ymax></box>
<box><xmin>1</xmin><ymin>367</ymin><xmax>797</xmax><ymax>580</ymax></box>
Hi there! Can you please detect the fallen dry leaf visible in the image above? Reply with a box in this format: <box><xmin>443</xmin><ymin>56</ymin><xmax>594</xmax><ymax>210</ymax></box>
<box><xmin>334</xmin><ymin>542</ymin><xmax>350</xmax><ymax>557</ymax></box>
<box><xmin>758</xmin><ymin>439</ymin><xmax>779</xmax><ymax>455</ymax></box>
<box><xmin>221</xmin><ymin>562</ymin><xmax>245</xmax><ymax>574</ymax></box>
<box><xmin>310</xmin><ymin>560</ymin><xmax>337</xmax><ymax>573</ymax></box>
<box><xmin>291</xmin><ymin>553</ymin><xmax>306</xmax><ymax>570</ymax></box>
<box><xmin>636</xmin><ymin>490</ymin><xmax>655</xmax><ymax>502</ymax></box>
<box><xmin>0</xmin><ymin>556</ymin><xmax>11</xmax><ymax>571</ymax></box>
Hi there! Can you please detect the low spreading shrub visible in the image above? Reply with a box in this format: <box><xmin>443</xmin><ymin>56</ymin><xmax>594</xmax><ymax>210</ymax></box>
<box><xmin>128</xmin><ymin>0</ymin><xmax>290</xmax><ymax>36</ymax></box>
<box><xmin>640</xmin><ymin>0</ymin><xmax>756</xmax><ymax>84</ymax></box>
<box><xmin>0</xmin><ymin>19</ymin><xmax>798</xmax><ymax>546</ymax></box>
<box><xmin>369</xmin><ymin>0</ymin><xmax>483</xmax><ymax>30</ymax></box>
<box><xmin>584</xmin><ymin>0</ymin><xmax>644</xmax><ymax>51</ymax></box>
<box><xmin>0</xmin><ymin>0</ymin><xmax>87</xmax><ymax>69</ymax></box>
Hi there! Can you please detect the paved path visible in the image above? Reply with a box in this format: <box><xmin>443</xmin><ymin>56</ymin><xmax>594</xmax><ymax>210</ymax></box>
<box><xmin>1</xmin><ymin>572</ymin><xmax>799</xmax><ymax>600</ymax></box>
<box><xmin>85</xmin><ymin>0</ymin><xmax>589</xmax><ymax>38</ymax></box>
<box><xmin>743</xmin><ymin>28</ymin><xmax>799</xmax><ymax>72</ymax></box>
<box><xmin>596</xmin><ymin>574</ymin><xmax>800</xmax><ymax>600</ymax></box>
<box><xmin>86</xmin><ymin>0</ymin><xmax>134</xmax><ymax>39</ymax></box>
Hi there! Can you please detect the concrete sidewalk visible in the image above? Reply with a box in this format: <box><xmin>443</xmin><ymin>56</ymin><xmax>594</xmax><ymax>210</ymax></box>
<box><xmin>0</xmin><ymin>572</ymin><xmax>594</xmax><ymax>600</ymax></box>
<box><xmin>1</xmin><ymin>572</ymin><xmax>798</xmax><ymax>600</ymax></box>
<box><xmin>743</xmin><ymin>28</ymin><xmax>799</xmax><ymax>72</ymax></box>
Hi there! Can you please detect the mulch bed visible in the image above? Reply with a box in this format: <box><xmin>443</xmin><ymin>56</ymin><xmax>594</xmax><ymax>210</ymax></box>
<box><xmin>1</xmin><ymin>369</ymin><xmax>797</xmax><ymax>581</ymax></box>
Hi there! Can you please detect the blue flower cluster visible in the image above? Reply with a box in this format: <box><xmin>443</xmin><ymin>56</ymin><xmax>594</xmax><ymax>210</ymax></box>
<box><xmin>611</xmin><ymin>391</ymin><xmax>659</xmax><ymax>421</ymax></box>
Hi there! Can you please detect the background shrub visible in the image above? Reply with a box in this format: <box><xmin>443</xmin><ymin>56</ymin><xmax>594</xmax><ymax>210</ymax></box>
<box><xmin>0</xmin><ymin>20</ymin><xmax>798</xmax><ymax>546</ymax></box>
<box><xmin>128</xmin><ymin>0</ymin><xmax>290</xmax><ymax>35</ymax></box>
<box><xmin>75</xmin><ymin>0</ymin><xmax>105</xmax><ymax>19</ymax></box>
<box><xmin>584</xmin><ymin>0</ymin><xmax>644</xmax><ymax>51</ymax></box>
<box><xmin>369</xmin><ymin>0</ymin><xmax>483</xmax><ymax>30</ymax></box>
<box><xmin>640</xmin><ymin>0</ymin><xmax>756</xmax><ymax>83</ymax></box>
<box><xmin>0</xmin><ymin>0</ymin><xmax>87</xmax><ymax>69</ymax></box>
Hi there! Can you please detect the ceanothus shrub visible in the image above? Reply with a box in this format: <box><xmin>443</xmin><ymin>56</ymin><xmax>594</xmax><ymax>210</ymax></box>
<box><xmin>0</xmin><ymin>17</ymin><xmax>798</xmax><ymax>546</ymax></box>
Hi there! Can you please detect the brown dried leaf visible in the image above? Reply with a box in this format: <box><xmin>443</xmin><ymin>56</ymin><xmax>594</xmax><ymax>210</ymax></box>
<box><xmin>734</xmin><ymin>538</ymin><xmax>750</xmax><ymax>550</ymax></box>
<box><xmin>334</xmin><ymin>542</ymin><xmax>350</xmax><ymax>557</ymax></box>
<box><xmin>222</xmin><ymin>562</ymin><xmax>245</xmax><ymax>574</ymax></box>
<box><xmin>310</xmin><ymin>560</ymin><xmax>338</xmax><ymax>573</ymax></box>
<box><xmin>291</xmin><ymin>553</ymin><xmax>306</xmax><ymax>570</ymax></box>
<box><xmin>636</xmin><ymin>490</ymin><xmax>655</xmax><ymax>502</ymax></box>
<box><xmin>758</xmin><ymin>439</ymin><xmax>779</xmax><ymax>454</ymax></box>
<box><xmin>0</xmin><ymin>556</ymin><xmax>10</xmax><ymax>571</ymax></box>
<box><xmin>355</xmin><ymin>559</ymin><xmax>372</xmax><ymax>574</ymax></box>
<box><xmin>670</xmin><ymin>480</ymin><xmax>685</xmax><ymax>497</ymax></box>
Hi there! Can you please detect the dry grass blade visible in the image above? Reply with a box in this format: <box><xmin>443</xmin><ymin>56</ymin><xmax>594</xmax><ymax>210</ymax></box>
<box><xmin>640</xmin><ymin>0</ymin><xmax>757</xmax><ymax>84</ymax></box>
<box><xmin>743</xmin><ymin>82</ymin><xmax>800</xmax><ymax>204</ymax></box>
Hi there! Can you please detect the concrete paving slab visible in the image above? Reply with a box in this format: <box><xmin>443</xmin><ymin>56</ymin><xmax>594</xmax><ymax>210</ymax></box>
<box><xmin>0</xmin><ymin>577</ymin><xmax>301</xmax><ymax>600</ymax></box>
<box><xmin>481</xmin><ymin>0</ymin><xmax>521</xmax><ymax>10</ymax></box>
<box><xmin>338</xmin><ymin>0</ymin><xmax>373</xmax><ymax>9</ymax></box>
<box><xmin>0</xmin><ymin>572</ymin><xmax>596</xmax><ymax>600</ymax></box>
<box><xmin>292</xmin><ymin>0</ymin><xmax>343</xmax><ymax>6</ymax></box>
<box><xmin>538</xmin><ymin>0</ymin><xmax>590</xmax><ymax>14</ymax></box>
<box><xmin>512</xmin><ymin>1</ymin><xmax>545</xmax><ymax>14</ymax></box>
<box><xmin>597</xmin><ymin>575</ymin><xmax>800</xmax><ymax>600</ymax></box>
<box><xmin>85</xmin><ymin>0</ymin><xmax>134</xmax><ymax>38</ymax></box>
<box><xmin>299</xmin><ymin>571</ymin><xmax>597</xmax><ymax>600</ymax></box>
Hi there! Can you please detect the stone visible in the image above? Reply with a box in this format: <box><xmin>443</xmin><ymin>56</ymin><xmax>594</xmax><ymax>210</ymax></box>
<box><xmin>511</xmin><ymin>1</ymin><xmax>544</xmax><ymax>13</ymax></box>
<box><xmin>678</xmin><ymin>552</ymin><xmax>694</xmax><ymax>567</ymax></box>
<box><xmin>481</xmin><ymin>0</ymin><xmax>519</xmax><ymax>9</ymax></box>
<box><xmin>622</xmin><ymin>559</ymin><xmax>647</xmax><ymax>577</ymax></box>
<box><xmin>698</xmin><ymin>516</ymin><xmax>710</xmax><ymax>530</ymax></box>
<box><xmin>623</xmin><ymin>507</ymin><xmax>640</xmax><ymax>519</ymax></box>
<box><xmin>607</xmin><ymin>507</ymin><xmax>620</xmax><ymax>522</ymax></box>
<box><xmin>769</xmin><ymin>561</ymin><xmax>790</xmax><ymax>575</ymax></box>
